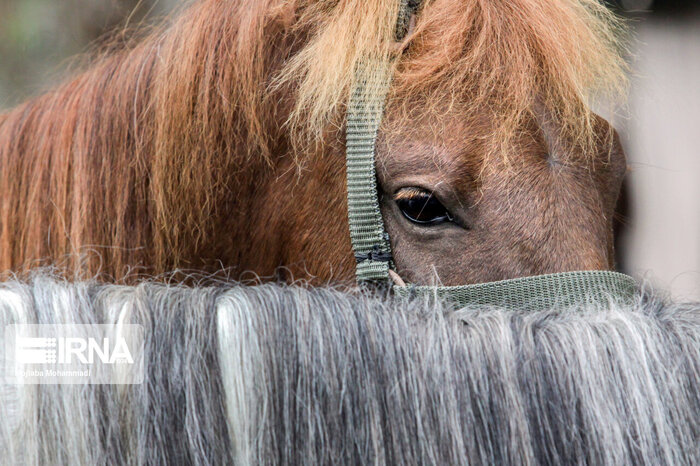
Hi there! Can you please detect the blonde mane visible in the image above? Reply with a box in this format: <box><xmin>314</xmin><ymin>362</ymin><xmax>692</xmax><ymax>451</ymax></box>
<box><xmin>279</xmin><ymin>0</ymin><xmax>627</xmax><ymax>157</ymax></box>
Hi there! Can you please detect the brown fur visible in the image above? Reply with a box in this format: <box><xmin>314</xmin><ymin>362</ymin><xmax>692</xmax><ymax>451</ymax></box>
<box><xmin>0</xmin><ymin>0</ymin><xmax>628</xmax><ymax>284</ymax></box>
<box><xmin>378</xmin><ymin>106</ymin><xmax>627</xmax><ymax>285</ymax></box>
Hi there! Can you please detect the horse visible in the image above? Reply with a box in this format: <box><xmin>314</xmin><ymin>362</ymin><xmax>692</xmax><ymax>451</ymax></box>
<box><xmin>0</xmin><ymin>0</ymin><xmax>628</xmax><ymax>285</ymax></box>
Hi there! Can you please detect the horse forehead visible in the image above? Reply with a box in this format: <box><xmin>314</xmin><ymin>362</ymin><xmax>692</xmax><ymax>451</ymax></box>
<box><xmin>378</xmin><ymin>114</ymin><xmax>488</xmax><ymax>181</ymax></box>
<box><xmin>374</xmin><ymin>140</ymin><xmax>476</xmax><ymax>199</ymax></box>
<box><xmin>377</xmin><ymin>113</ymin><xmax>548</xmax><ymax>188</ymax></box>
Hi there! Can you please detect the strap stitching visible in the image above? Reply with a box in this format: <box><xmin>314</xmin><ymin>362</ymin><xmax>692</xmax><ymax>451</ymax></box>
<box><xmin>355</xmin><ymin>245</ymin><xmax>393</xmax><ymax>264</ymax></box>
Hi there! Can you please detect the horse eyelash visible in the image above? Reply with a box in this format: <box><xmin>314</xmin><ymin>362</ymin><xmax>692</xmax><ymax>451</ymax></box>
<box><xmin>393</xmin><ymin>187</ymin><xmax>431</xmax><ymax>201</ymax></box>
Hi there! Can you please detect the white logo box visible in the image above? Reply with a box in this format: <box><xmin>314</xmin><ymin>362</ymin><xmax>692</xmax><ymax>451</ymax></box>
<box><xmin>2</xmin><ymin>324</ymin><xmax>144</xmax><ymax>385</ymax></box>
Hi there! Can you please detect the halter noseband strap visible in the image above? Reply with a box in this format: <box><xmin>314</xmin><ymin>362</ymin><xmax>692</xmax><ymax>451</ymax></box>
<box><xmin>344</xmin><ymin>0</ymin><xmax>639</xmax><ymax>308</ymax></box>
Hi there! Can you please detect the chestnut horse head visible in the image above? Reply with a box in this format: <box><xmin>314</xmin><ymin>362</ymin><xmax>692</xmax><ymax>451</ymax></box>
<box><xmin>0</xmin><ymin>0</ymin><xmax>627</xmax><ymax>285</ymax></box>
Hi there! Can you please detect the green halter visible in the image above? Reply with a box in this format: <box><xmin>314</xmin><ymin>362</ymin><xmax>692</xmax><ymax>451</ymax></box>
<box><xmin>345</xmin><ymin>0</ymin><xmax>638</xmax><ymax>309</ymax></box>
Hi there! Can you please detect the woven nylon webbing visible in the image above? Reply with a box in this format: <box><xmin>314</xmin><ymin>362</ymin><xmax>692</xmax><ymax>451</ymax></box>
<box><xmin>346</xmin><ymin>62</ymin><xmax>394</xmax><ymax>282</ymax></box>
<box><xmin>395</xmin><ymin>0</ymin><xmax>414</xmax><ymax>39</ymax></box>
<box><xmin>393</xmin><ymin>271</ymin><xmax>638</xmax><ymax>311</ymax></box>
<box><xmin>346</xmin><ymin>0</ymin><xmax>421</xmax><ymax>283</ymax></box>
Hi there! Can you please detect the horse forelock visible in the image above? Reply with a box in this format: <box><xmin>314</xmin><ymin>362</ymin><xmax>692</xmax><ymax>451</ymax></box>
<box><xmin>280</xmin><ymin>0</ymin><xmax>628</xmax><ymax>159</ymax></box>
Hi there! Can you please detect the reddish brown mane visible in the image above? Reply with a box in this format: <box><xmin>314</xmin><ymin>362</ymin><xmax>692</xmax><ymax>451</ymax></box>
<box><xmin>0</xmin><ymin>1</ymin><xmax>290</xmax><ymax>281</ymax></box>
<box><xmin>0</xmin><ymin>0</ymin><xmax>626</xmax><ymax>282</ymax></box>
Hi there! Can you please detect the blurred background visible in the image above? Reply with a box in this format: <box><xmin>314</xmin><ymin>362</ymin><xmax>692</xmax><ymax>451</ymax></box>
<box><xmin>0</xmin><ymin>0</ymin><xmax>178</xmax><ymax>105</ymax></box>
<box><xmin>0</xmin><ymin>0</ymin><xmax>698</xmax><ymax>299</ymax></box>
<box><xmin>605</xmin><ymin>0</ymin><xmax>700</xmax><ymax>300</ymax></box>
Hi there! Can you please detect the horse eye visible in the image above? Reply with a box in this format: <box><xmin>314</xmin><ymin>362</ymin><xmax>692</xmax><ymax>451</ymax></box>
<box><xmin>396</xmin><ymin>192</ymin><xmax>454</xmax><ymax>226</ymax></box>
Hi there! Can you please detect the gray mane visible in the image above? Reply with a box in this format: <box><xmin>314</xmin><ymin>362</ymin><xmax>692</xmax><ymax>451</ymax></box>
<box><xmin>1</xmin><ymin>275</ymin><xmax>699</xmax><ymax>465</ymax></box>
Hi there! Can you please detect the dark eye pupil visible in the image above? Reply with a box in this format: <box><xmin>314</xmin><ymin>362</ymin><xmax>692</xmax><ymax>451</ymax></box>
<box><xmin>397</xmin><ymin>194</ymin><xmax>452</xmax><ymax>225</ymax></box>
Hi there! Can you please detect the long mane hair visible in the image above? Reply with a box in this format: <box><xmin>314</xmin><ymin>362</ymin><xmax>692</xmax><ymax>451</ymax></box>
<box><xmin>2</xmin><ymin>276</ymin><xmax>699</xmax><ymax>464</ymax></box>
<box><xmin>0</xmin><ymin>0</ymin><xmax>627</xmax><ymax>281</ymax></box>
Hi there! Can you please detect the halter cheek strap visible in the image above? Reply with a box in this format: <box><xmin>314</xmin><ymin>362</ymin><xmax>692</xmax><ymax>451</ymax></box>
<box><xmin>344</xmin><ymin>0</ymin><xmax>639</xmax><ymax>308</ymax></box>
<box><xmin>345</xmin><ymin>0</ymin><xmax>421</xmax><ymax>283</ymax></box>
<box><xmin>346</xmin><ymin>62</ymin><xmax>395</xmax><ymax>282</ymax></box>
